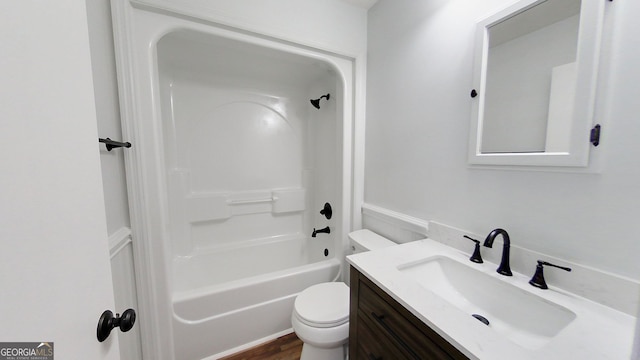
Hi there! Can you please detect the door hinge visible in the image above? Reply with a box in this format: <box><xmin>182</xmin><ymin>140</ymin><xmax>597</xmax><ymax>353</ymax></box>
<box><xmin>590</xmin><ymin>124</ymin><xmax>601</xmax><ymax>147</ymax></box>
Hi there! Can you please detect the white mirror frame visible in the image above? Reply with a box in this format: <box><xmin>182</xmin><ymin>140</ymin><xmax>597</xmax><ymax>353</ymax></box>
<box><xmin>469</xmin><ymin>0</ymin><xmax>606</xmax><ymax>167</ymax></box>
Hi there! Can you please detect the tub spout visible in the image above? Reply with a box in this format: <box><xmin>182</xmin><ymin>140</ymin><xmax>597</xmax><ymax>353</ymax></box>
<box><xmin>312</xmin><ymin>226</ymin><xmax>330</xmax><ymax>237</ymax></box>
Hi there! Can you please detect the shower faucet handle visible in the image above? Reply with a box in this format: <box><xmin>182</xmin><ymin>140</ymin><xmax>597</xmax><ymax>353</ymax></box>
<box><xmin>320</xmin><ymin>203</ymin><xmax>332</xmax><ymax>220</ymax></box>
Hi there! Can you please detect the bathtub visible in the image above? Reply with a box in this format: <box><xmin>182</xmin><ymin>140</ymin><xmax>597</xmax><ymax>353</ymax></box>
<box><xmin>173</xmin><ymin>253</ymin><xmax>340</xmax><ymax>359</ymax></box>
<box><xmin>173</xmin><ymin>234</ymin><xmax>336</xmax><ymax>291</ymax></box>
<box><xmin>111</xmin><ymin>2</ymin><xmax>355</xmax><ymax>359</ymax></box>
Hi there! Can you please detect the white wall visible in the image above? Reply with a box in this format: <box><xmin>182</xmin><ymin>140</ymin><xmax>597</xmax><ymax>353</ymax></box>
<box><xmin>366</xmin><ymin>0</ymin><xmax>640</xmax><ymax>280</ymax></box>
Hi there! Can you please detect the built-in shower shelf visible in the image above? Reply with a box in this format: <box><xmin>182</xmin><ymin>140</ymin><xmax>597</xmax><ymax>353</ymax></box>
<box><xmin>186</xmin><ymin>188</ymin><xmax>306</xmax><ymax>223</ymax></box>
<box><xmin>227</xmin><ymin>197</ymin><xmax>276</xmax><ymax>205</ymax></box>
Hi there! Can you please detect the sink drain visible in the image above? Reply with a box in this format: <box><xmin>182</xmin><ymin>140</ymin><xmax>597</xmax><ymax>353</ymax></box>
<box><xmin>472</xmin><ymin>314</ymin><xmax>490</xmax><ymax>326</ymax></box>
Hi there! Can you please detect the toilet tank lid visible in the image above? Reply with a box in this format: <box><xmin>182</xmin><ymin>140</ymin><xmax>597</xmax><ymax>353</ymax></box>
<box><xmin>349</xmin><ymin>229</ymin><xmax>396</xmax><ymax>251</ymax></box>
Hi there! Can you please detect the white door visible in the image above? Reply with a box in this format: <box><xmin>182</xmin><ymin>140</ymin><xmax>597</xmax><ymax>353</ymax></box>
<box><xmin>0</xmin><ymin>1</ymin><xmax>121</xmax><ymax>359</ymax></box>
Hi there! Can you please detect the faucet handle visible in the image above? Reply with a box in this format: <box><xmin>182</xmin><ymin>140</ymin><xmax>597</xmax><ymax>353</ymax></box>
<box><xmin>320</xmin><ymin>202</ymin><xmax>332</xmax><ymax>220</ymax></box>
<box><xmin>529</xmin><ymin>260</ymin><xmax>572</xmax><ymax>290</ymax></box>
<box><xmin>538</xmin><ymin>260</ymin><xmax>572</xmax><ymax>272</ymax></box>
<box><xmin>463</xmin><ymin>235</ymin><xmax>483</xmax><ymax>264</ymax></box>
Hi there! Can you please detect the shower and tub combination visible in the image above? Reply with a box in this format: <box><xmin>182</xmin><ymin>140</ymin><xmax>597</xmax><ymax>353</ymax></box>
<box><xmin>112</xmin><ymin>1</ymin><xmax>355</xmax><ymax>359</ymax></box>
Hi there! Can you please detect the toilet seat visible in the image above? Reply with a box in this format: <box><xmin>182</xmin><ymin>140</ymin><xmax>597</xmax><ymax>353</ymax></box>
<box><xmin>293</xmin><ymin>282</ymin><xmax>349</xmax><ymax>328</ymax></box>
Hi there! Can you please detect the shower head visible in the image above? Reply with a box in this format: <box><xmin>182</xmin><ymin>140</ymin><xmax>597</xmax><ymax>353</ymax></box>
<box><xmin>310</xmin><ymin>93</ymin><xmax>330</xmax><ymax>109</ymax></box>
<box><xmin>310</xmin><ymin>98</ymin><xmax>321</xmax><ymax>109</ymax></box>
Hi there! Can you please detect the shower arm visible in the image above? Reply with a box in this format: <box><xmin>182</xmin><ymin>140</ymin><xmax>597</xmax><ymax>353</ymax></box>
<box><xmin>310</xmin><ymin>93</ymin><xmax>331</xmax><ymax>109</ymax></box>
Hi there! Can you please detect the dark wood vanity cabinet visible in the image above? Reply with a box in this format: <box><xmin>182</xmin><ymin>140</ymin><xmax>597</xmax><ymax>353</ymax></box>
<box><xmin>349</xmin><ymin>266</ymin><xmax>468</xmax><ymax>360</ymax></box>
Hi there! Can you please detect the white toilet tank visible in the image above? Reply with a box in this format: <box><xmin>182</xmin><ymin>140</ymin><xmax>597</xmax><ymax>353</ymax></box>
<box><xmin>349</xmin><ymin>229</ymin><xmax>396</xmax><ymax>254</ymax></box>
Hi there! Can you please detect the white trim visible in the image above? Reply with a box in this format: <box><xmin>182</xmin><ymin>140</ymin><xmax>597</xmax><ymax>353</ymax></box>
<box><xmin>361</xmin><ymin>203</ymin><xmax>429</xmax><ymax>236</ymax></box>
<box><xmin>111</xmin><ymin>1</ymin><xmax>168</xmax><ymax>358</ymax></box>
<box><xmin>351</xmin><ymin>53</ymin><xmax>367</xmax><ymax>231</ymax></box>
<box><xmin>109</xmin><ymin>227</ymin><xmax>133</xmax><ymax>259</ymax></box>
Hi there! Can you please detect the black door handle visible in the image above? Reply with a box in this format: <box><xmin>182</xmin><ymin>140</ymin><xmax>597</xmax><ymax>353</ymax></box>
<box><xmin>97</xmin><ymin>308</ymin><xmax>136</xmax><ymax>342</ymax></box>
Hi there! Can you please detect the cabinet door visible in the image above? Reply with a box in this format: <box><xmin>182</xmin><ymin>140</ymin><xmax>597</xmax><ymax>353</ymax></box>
<box><xmin>355</xmin><ymin>314</ymin><xmax>409</xmax><ymax>360</ymax></box>
<box><xmin>359</xmin><ymin>282</ymin><xmax>455</xmax><ymax>360</ymax></box>
<box><xmin>350</xmin><ymin>267</ymin><xmax>468</xmax><ymax>360</ymax></box>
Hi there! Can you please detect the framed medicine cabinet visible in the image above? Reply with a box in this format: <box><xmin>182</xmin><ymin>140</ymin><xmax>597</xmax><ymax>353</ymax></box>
<box><xmin>468</xmin><ymin>0</ymin><xmax>607</xmax><ymax>167</ymax></box>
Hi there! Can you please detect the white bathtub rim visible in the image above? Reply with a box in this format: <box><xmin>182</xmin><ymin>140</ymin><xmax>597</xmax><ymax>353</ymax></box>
<box><xmin>173</xmin><ymin>292</ymin><xmax>299</xmax><ymax>325</ymax></box>
<box><xmin>172</xmin><ymin>257</ymin><xmax>341</xmax><ymax>303</ymax></box>
<box><xmin>172</xmin><ymin>232</ymin><xmax>312</xmax><ymax>260</ymax></box>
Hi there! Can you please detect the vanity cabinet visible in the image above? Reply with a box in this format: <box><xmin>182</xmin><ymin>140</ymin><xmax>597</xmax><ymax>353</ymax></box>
<box><xmin>349</xmin><ymin>266</ymin><xmax>468</xmax><ymax>360</ymax></box>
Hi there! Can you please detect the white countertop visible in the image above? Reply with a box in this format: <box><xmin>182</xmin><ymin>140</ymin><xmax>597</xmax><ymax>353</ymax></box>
<box><xmin>347</xmin><ymin>239</ymin><xmax>636</xmax><ymax>360</ymax></box>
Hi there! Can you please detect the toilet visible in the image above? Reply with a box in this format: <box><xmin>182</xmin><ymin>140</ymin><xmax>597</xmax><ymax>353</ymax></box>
<box><xmin>291</xmin><ymin>229</ymin><xmax>396</xmax><ymax>360</ymax></box>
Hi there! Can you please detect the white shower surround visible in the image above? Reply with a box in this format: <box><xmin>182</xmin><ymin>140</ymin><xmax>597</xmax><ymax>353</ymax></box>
<box><xmin>111</xmin><ymin>1</ymin><xmax>359</xmax><ymax>359</ymax></box>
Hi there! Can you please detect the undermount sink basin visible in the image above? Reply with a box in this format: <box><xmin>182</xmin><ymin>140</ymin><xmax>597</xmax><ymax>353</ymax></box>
<box><xmin>397</xmin><ymin>256</ymin><xmax>576</xmax><ymax>350</ymax></box>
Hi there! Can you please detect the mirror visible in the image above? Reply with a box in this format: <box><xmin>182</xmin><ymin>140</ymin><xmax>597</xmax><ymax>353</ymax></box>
<box><xmin>469</xmin><ymin>0</ymin><xmax>606</xmax><ymax>167</ymax></box>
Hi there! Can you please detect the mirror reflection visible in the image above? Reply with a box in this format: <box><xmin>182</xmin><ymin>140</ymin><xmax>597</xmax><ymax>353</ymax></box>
<box><xmin>481</xmin><ymin>0</ymin><xmax>581</xmax><ymax>154</ymax></box>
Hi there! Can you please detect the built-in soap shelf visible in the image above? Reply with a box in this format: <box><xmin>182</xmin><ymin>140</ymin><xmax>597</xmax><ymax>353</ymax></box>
<box><xmin>186</xmin><ymin>188</ymin><xmax>306</xmax><ymax>223</ymax></box>
<box><xmin>169</xmin><ymin>169</ymin><xmax>306</xmax><ymax>223</ymax></box>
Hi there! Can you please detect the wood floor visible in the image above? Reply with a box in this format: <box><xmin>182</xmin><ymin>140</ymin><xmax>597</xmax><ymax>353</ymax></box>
<box><xmin>219</xmin><ymin>333</ymin><xmax>303</xmax><ymax>360</ymax></box>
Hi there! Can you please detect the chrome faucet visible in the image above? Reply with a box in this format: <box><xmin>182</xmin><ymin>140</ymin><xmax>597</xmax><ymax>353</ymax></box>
<box><xmin>483</xmin><ymin>228</ymin><xmax>512</xmax><ymax>276</ymax></box>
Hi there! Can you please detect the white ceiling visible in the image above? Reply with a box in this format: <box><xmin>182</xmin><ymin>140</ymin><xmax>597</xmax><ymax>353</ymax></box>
<box><xmin>341</xmin><ymin>0</ymin><xmax>379</xmax><ymax>10</ymax></box>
